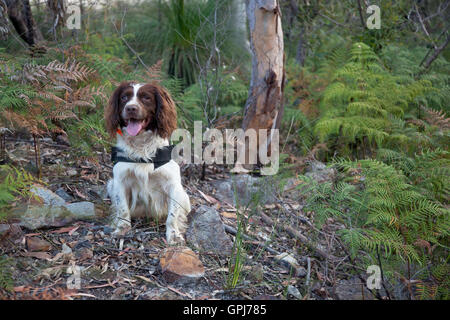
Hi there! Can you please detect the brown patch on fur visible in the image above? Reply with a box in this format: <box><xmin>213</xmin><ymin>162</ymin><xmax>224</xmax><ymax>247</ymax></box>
<box><xmin>152</xmin><ymin>84</ymin><xmax>177</xmax><ymax>139</ymax></box>
<box><xmin>104</xmin><ymin>82</ymin><xmax>177</xmax><ymax>140</ymax></box>
<box><xmin>105</xmin><ymin>82</ymin><xmax>133</xmax><ymax>137</ymax></box>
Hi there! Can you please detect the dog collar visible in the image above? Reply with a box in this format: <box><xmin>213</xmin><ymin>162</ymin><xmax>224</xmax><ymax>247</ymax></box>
<box><xmin>111</xmin><ymin>145</ymin><xmax>175</xmax><ymax>169</ymax></box>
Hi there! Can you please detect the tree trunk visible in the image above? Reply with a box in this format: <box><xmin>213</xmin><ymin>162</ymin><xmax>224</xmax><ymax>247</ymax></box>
<box><xmin>5</xmin><ymin>0</ymin><xmax>43</xmax><ymax>46</ymax></box>
<box><xmin>242</xmin><ymin>0</ymin><xmax>285</xmax><ymax>166</ymax></box>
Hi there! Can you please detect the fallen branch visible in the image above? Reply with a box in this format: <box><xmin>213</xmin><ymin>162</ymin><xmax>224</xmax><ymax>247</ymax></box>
<box><xmin>258</xmin><ymin>211</ymin><xmax>336</xmax><ymax>261</ymax></box>
<box><xmin>223</xmin><ymin>224</ymin><xmax>280</xmax><ymax>255</ymax></box>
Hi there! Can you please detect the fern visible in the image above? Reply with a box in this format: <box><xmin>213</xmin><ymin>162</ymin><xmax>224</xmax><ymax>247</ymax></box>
<box><xmin>302</xmin><ymin>159</ymin><xmax>450</xmax><ymax>299</ymax></box>
<box><xmin>314</xmin><ymin>43</ymin><xmax>435</xmax><ymax>158</ymax></box>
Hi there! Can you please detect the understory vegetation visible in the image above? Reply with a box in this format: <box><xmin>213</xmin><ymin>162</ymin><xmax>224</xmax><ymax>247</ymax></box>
<box><xmin>0</xmin><ymin>0</ymin><xmax>448</xmax><ymax>300</ymax></box>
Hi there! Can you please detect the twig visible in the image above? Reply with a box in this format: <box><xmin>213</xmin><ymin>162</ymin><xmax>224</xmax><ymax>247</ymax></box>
<box><xmin>414</xmin><ymin>4</ymin><xmax>436</xmax><ymax>48</ymax></box>
<box><xmin>112</xmin><ymin>10</ymin><xmax>149</xmax><ymax>70</ymax></box>
<box><xmin>32</xmin><ymin>134</ymin><xmax>41</xmax><ymax>179</ymax></box>
<box><xmin>356</xmin><ymin>0</ymin><xmax>366</xmax><ymax>29</ymax></box>
<box><xmin>224</xmin><ymin>224</ymin><xmax>280</xmax><ymax>255</ymax></box>
<box><xmin>376</xmin><ymin>245</ymin><xmax>392</xmax><ymax>300</ymax></box>
<box><xmin>418</xmin><ymin>32</ymin><xmax>450</xmax><ymax>74</ymax></box>
<box><xmin>258</xmin><ymin>210</ymin><xmax>336</xmax><ymax>261</ymax></box>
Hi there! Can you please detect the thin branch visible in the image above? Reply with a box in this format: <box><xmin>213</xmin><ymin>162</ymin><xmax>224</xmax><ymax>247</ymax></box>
<box><xmin>418</xmin><ymin>31</ymin><xmax>450</xmax><ymax>75</ymax></box>
<box><xmin>111</xmin><ymin>9</ymin><xmax>149</xmax><ymax>70</ymax></box>
<box><xmin>415</xmin><ymin>4</ymin><xmax>436</xmax><ymax>48</ymax></box>
<box><xmin>356</xmin><ymin>0</ymin><xmax>366</xmax><ymax>29</ymax></box>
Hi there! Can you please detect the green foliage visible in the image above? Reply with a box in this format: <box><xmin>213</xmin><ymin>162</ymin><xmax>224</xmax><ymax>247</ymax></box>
<box><xmin>122</xmin><ymin>0</ymin><xmax>249</xmax><ymax>88</ymax></box>
<box><xmin>302</xmin><ymin>159</ymin><xmax>450</xmax><ymax>299</ymax></box>
<box><xmin>0</xmin><ymin>256</ymin><xmax>13</xmax><ymax>291</ymax></box>
<box><xmin>0</xmin><ymin>165</ymin><xmax>36</xmax><ymax>221</ymax></box>
<box><xmin>177</xmin><ymin>71</ymin><xmax>248</xmax><ymax>126</ymax></box>
<box><xmin>314</xmin><ymin>43</ymin><xmax>435</xmax><ymax>158</ymax></box>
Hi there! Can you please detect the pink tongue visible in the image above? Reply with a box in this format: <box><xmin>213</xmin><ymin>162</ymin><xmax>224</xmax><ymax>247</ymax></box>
<box><xmin>125</xmin><ymin>121</ymin><xmax>143</xmax><ymax>136</ymax></box>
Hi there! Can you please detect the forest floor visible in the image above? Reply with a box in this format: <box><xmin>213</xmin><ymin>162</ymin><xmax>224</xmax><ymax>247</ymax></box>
<box><xmin>0</xmin><ymin>135</ymin><xmax>377</xmax><ymax>300</ymax></box>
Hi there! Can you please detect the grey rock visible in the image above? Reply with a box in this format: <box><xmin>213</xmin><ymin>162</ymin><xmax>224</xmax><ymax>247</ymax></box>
<box><xmin>287</xmin><ymin>285</ymin><xmax>302</xmax><ymax>299</ymax></box>
<box><xmin>31</xmin><ymin>185</ymin><xmax>66</xmax><ymax>206</ymax></box>
<box><xmin>55</xmin><ymin>187</ymin><xmax>73</xmax><ymax>202</ymax></box>
<box><xmin>212</xmin><ymin>174</ymin><xmax>278</xmax><ymax>206</ymax></box>
<box><xmin>334</xmin><ymin>276</ymin><xmax>374</xmax><ymax>300</ymax></box>
<box><xmin>275</xmin><ymin>252</ymin><xmax>307</xmax><ymax>277</ymax></box>
<box><xmin>67</xmin><ymin>169</ymin><xmax>77</xmax><ymax>176</ymax></box>
<box><xmin>12</xmin><ymin>184</ymin><xmax>96</xmax><ymax>230</ymax></box>
<box><xmin>186</xmin><ymin>205</ymin><xmax>233</xmax><ymax>256</ymax></box>
<box><xmin>305</xmin><ymin>161</ymin><xmax>335</xmax><ymax>183</ymax></box>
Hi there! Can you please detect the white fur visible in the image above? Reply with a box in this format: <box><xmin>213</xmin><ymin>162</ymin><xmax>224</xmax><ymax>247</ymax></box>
<box><xmin>107</xmin><ymin>129</ymin><xmax>191</xmax><ymax>244</ymax></box>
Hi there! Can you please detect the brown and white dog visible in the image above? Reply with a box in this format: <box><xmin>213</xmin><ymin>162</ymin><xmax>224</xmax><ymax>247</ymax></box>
<box><xmin>104</xmin><ymin>82</ymin><xmax>190</xmax><ymax>244</ymax></box>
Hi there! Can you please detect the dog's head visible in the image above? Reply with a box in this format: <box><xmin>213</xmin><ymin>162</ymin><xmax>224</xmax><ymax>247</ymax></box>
<box><xmin>105</xmin><ymin>82</ymin><xmax>177</xmax><ymax>139</ymax></box>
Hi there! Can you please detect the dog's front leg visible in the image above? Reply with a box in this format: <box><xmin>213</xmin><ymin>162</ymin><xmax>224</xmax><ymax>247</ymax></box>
<box><xmin>108</xmin><ymin>179</ymin><xmax>132</xmax><ymax>236</ymax></box>
<box><xmin>165</xmin><ymin>185</ymin><xmax>191</xmax><ymax>245</ymax></box>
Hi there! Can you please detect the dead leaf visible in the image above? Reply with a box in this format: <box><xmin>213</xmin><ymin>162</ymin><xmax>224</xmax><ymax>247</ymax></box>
<box><xmin>26</xmin><ymin>237</ymin><xmax>51</xmax><ymax>252</ymax></box>
<box><xmin>197</xmin><ymin>189</ymin><xmax>219</xmax><ymax>205</ymax></box>
<box><xmin>23</xmin><ymin>251</ymin><xmax>52</xmax><ymax>260</ymax></box>
<box><xmin>220</xmin><ymin>211</ymin><xmax>237</xmax><ymax>219</ymax></box>
<box><xmin>51</xmin><ymin>226</ymin><xmax>79</xmax><ymax>235</ymax></box>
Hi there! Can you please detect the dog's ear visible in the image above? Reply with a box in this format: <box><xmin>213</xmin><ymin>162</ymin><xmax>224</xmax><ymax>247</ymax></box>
<box><xmin>154</xmin><ymin>85</ymin><xmax>177</xmax><ymax>140</ymax></box>
<box><xmin>105</xmin><ymin>82</ymin><xmax>129</xmax><ymax>138</ymax></box>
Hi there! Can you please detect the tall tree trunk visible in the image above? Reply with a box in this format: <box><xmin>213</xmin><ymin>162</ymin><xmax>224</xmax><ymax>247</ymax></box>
<box><xmin>242</xmin><ymin>0</ymin><xmax>285</xmax><ymax>166</ymax></box>
<box><xmin>5</xmin><ymin>0</ymin><xmax>43</xmax><ymax>46</ymax></box>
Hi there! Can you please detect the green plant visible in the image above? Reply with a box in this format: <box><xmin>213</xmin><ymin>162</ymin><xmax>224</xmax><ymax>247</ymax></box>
<box><xmin>313</xmin><ymin>42</ymin><xmax>435</xmax><ymax>159</ymax></box>
<box><xmin>302</xmin><ymin>159</ymin><xmax>450</xmax><ymax>299</ymax></box>
<box><xmin>0</xmin><ymin>256</ymin><xmax>13</xmax><ymax>291</ymax></box>
<box><xmin>0</xmin><ymin>165</ymin><xmax>36</xmax><ymax>220</ymax></box>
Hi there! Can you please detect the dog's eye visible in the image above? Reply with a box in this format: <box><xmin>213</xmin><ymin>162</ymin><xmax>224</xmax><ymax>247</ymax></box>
<box><xmin>142</xmin><ymin>96</ymin><xmax>150</xmax><ymax>102</ymax></box>
<box><xmin>121</xmin><ymin>95</ymin><xmax>128</xmax><ymax>102</ymax></box>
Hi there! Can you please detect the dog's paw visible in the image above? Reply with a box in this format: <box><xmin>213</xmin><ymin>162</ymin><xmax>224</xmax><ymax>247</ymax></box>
<box><xmin>166</xmin><ymin>230</ymin><xmax>185</xmax><ymax>246</ymax></box>
<box><xmin>111</xmin><ymin>225</ymin><xmax>131</xmax><ymax>237</ymax></box>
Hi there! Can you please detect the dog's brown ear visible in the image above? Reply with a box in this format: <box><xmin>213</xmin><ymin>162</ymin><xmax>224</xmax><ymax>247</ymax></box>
<box><xmin>154</xmin><ymin>84</ymin><xmax>177</xmax><ymax>140</ymax></box>
<box><xmin>105</xmin><ymin>82</ymin><xmax>129</xmax><ymax>138</ymax></box>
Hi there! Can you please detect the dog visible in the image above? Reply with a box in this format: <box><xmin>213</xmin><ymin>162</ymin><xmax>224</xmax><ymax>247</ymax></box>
<box><xmin>104</xmin><ymin>82</ymin><xmax>190</xmax><ymax>244</ymax></box>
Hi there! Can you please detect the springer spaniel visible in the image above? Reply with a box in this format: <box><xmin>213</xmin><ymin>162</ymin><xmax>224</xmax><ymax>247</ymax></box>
<box><xmin>105</xmin><ymin>82</ymin><xmax>190</xmax><ymax>244</ymax></box>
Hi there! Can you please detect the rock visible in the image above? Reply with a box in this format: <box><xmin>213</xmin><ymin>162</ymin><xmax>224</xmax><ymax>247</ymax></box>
<box><xmin>305</xmin><ymin>161</ymin><xmax>335</xmax><ymax>183</ymax></box>
<box><xmin>186</xmin><ymin>205</ymin><xmax>233</xmax><ymax>256</ymax></box>
<box><xmin>334</xmin><ymin>276</ymin><xmax>374</xmax><ymax>300</ymax></box>
<box><xmin>55</xmin><ymin>188</ymin><xmax>73</xmax><ymax>202</ymax></box>
<box><xmin>30</xmin><ymin>185</ymin><xmax>66</xmax><ymax>206</ymax></box>
<box><xmin>287</xmin><ymin>285</ymin><xmax>302</xmax><ymax>299</ymax></box>
<box><xmin>275</xmin><ymin>252</ymin><xmax>307</xmax><ymax>277</ymax></box>
<box><xmin>67</xmin><ymin>169</ymin><xmax>77</xmax><ymax>176</ymax></box>
<box><xmin>0</xmin><ymin>224</ymin><xmax>12</xmax><ymax>237</ymax></box>
<box><xmin>26</xmin><ymin>237</ymin><xmax>51</xmax><ymax>252</ymax></box>
<box><xmin>211</xmin><ymin>174</ymin><xmax>278</xmax><ymax>206</ymax></box>
<box><xmin>61</xmin><ymin>243</ymin><xmax>72</xmax><ymax>255</ymax></box>
<box><xmin>11</xmin><ymin>184</ymin><xmax>96</xmax><ymax>230</ymax></box>
<box><xmin>88</xmin><ymin>185</ymin><xmax>108</xmax><ymax>200</ymax></box>
<box><xmin>159</xmin><ymin>247</ymin><xmax>205</xmax><ymax>284</ymax></box>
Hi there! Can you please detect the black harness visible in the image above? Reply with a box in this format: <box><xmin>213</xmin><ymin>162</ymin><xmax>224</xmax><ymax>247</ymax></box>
<box><xmin>111</xmin><ymin>145</ymin><xmax>175</xmax><ymax>169</ymax></box>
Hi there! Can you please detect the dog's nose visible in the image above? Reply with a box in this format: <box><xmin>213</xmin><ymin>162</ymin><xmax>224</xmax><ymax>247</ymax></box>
<box><xmin>125</xmin><ymin>105</ymin><xmax>138</xmax><ymax>113</ymax></box>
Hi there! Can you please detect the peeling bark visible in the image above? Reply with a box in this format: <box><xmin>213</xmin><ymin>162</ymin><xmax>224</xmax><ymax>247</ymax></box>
<box><xmin>243</xmin><ymin>0</ymin><xmax>285</xmax><ymax>164</ymax></box>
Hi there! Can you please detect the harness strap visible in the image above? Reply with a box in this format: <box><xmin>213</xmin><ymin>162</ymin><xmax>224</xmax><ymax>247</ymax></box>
<box><xmin>111</xmin><ymin>145</ymin><xmax>175</xmax><ymax>169</ymax></box>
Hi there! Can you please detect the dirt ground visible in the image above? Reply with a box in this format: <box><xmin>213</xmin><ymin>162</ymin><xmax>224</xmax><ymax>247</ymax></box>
<box><xmin>0</xmin><ymin>135</ymin><xmax>373</xmax><ymax>300</ymax></box>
